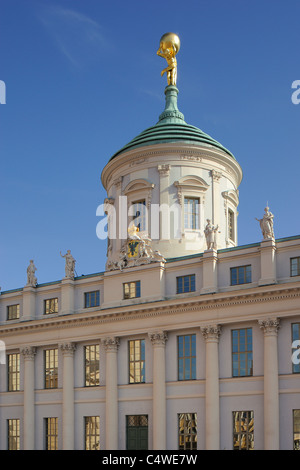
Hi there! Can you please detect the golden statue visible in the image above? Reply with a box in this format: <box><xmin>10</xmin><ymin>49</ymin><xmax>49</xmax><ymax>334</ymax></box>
<box><xmin>157</xmin><ymin>32</ymin><xmax>180</xmax><ymax>86</ymax></box>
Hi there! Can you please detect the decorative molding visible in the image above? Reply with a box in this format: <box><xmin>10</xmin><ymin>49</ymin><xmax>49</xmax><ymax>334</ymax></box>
<box><xmin>174</xmin><ymin>175</ymin><xmax>209</xmax><ymax>206</ymax></box>
<box><xmin>60</xmin><ymin>342</ymin><xmax>76</xmax><ymax>355</ymax></box>
<box><xmin>258</xmin><ymin>318</ymin><xmax>280</xmax><ymax>336</ymax></box>
<box><xmin>101</xmin><ymin>336</ymin><xmax>120</xmax><ymax>352</ymax></box>
<box><xmin>200</xmin><ymin>324</ymin><xmax>222</xmax><ymax>341</ymax></box>
<box><xmin>129</xmin><ymin>157</ymin><xmax>149</xmax><ymax>167</ymax></box>
<box><xmin>148</xmin><ymin>331</ymin><xmax>168</xmax><ymax>346</ymax></box>
<box><xmin>20</xmin><ymin>346</ymin><xmax>37</xmax><ymax>360</ymax></box>
<box><xmin>180</xmin><ymin>155</ymin><xmax>202</xmax><ymax>162</ymax></box>
<box><xmin>210</xmin><ymin>169</ymin><xmax>222</xmax><ymax>182</ymax></box>
<box><xmin>157</xmin><ymin>164</ymin><xmax>170</xmax><ymax>176</ymax></box>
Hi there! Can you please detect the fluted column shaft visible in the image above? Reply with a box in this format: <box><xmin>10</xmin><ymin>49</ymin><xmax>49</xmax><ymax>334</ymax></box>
<box><xmin>102</xmin><ymin>337</ymin><xmax>120</xmax><ymax>450</ymax></box>
<box><xmin>60</xmin><ymin>343</ymin><xmax>76</xmax><ymax>450</ymax></box>
<box><xmin>21</xmin><ymin>346</ymin><xmax>36</xmax><ymax>450</ymax></box>
<box><xmin>149</xmin><ymin>331</ymin><xmax>168</xmax><ymax>450</ymax></box>
<box><xmin>259</xmin><ymin>318</ymin><xmax>280</xmax><ymax>450</ymax></box>
<box><xmin>201</xmin><ymin>325</ymin><xmax>221</xmax><ymax>450</ymax></box>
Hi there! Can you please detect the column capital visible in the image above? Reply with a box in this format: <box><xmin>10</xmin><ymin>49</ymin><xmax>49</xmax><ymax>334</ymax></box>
<box><xmin>102</xmin><ymin>336</ymin><xmax>120</xmax><ymax>352</ymax></box>
<box><xmin>258</xmin><ymin>318</ymin><xmax>280</xmax><ymax>336</ymax></box>
<box><xmin>148</xmin><ymin>330</ymin><xmax>168</xmax><ymax>346</ymax></box>
<box><xmin>60</xmin><ymin>342</ymin><xmax>76</xmax><ymax>356</ymax></box>
<box><xmin>21</xmin><ymin>346</ymin><xmax>37</xmax><ymax>360</ymax></box>
<box><xmin>200</xmin><ymin>324</ymin><xmax>222</xmax><ymax>342</ymax></box>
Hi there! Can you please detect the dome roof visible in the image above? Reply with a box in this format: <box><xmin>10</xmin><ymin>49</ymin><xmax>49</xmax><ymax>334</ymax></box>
<box><xmin>110</xmin><ymin>85</ymin><xmax>234</xmax><ymax>161</ymax></box>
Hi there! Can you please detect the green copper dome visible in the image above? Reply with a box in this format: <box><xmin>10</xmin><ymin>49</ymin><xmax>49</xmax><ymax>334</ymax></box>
<box><xmin>110</xmin><ymin>85</ymin><xmax>234</xmax><ymax>160</ymax></box>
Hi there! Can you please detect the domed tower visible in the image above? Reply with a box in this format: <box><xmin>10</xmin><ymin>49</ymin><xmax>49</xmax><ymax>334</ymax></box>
<box><xmin>101</xmin><ymin>33</ymin><xmax>242</xmax><ymax>271</ymax></box>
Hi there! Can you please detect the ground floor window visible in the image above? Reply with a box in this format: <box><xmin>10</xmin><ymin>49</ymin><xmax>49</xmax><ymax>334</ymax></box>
<box><xmin>7</xmin><ymin>419</ymin><xmax>20</xmax><ymax>450</ymax></box>
<box><xmin>126</xmin><ymin>415</ymin><xmax>148</xmax><ymax>450</ymax></box>
<box><xmin>85</xmin><ymin>416</ymin><xmax>100</xmax><ymax>450</ymax></box>
<box><xmin>45</xmin><ymin>417</ymin><xmax>58</xmax><ymax>450</ymax></box>
<box><xmin>233</xmin><ymin>411</ymin><xmax>254</xmax><ymax>450</ymax></box>
<box><xmin>178</xmin><ymin>413</ymin><xmax>197</xmax><ymax>450</ymax></box>
<box><xmin>293</xmin><ymin>410</ymin><xmax>300</xmax><ymax>450</ymax></box>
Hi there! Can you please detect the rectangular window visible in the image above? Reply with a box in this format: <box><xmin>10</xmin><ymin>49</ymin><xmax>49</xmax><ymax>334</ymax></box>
<box><xmin>232</xmin><ymin>328</ymin><xmax>253</xmax><ymax>377</ymax></box>
<box><xmin>85</xmin><ymin>416</ymin><xmax>100</xmax><ymax>450</ymax></box>
<box><xmin>177</xmin><ymin>274</ymin><xmax>195</xmax><ymax>294</ymax></box>
<box><xmin>293</xmin><ymin>410</ymin><xmax>300</xmax><ymax>450</ymax></box>
<box><xmin>123</xmin><ymin>281</ymin><xmax>141</xmax><ymax>299</ymax></box>
<box><xmin>7</xmin><ymin>353</ymin><xmax>20</xmax><ymax>392</ymax></box>
<box><xmin>45</xmin><ymin>417</ymin><xmax>58</xmax><ymax>450</ymax></box>
<box><xmin>7</xmin><ymin>419</ymin><xmax>20</xmax><ymax>450</ymax></box>
<box><xmin>184</xmin><ymin>197</ymin><xmax>200</xmax><ymax>230</ymax></box>
<box><xmin>7</xmin><ymin>304</ymin><xmax>20</xmax><ymax>321</ymax></box>
<box><xmin>178</xmin><ymin>334</ymin><xmax>196</xmax><ymax>380</ymax></box>
<box><xmin>291</xmin><ymin>257</ymin><xmax>300</xmax><ymax>277</ymax></box>
<box><xmin>233</xmin><ymin>411</ymin><xmax>254</xmax><ymax>450</ymax></box>
<box><xmin>228</xmin><ymin>209</ymin><xmax>235</xmax><ymax>241</ymax></box>
<box><xmin>129</xmin><ymin>339</ymin><xmax>145</xmax><ymax>384</ymax></box>
<box><xmin>84</xmin><ymin>291</ymin><xmax>100</xmax><ymax>308</ymax></box>
<box><xmin>85</xmin><ymin>344</ymin><xmax>100</xmax><ymax>387</ymax></box>
<box><xmin>132</xmin><ymin>200</ymin><xmax>146</xmax><ymax>232</ymax></box>
<box><xmin>231</xmin><ymin>265</ymin><xmax>252</xmax><ymax>286</ymax></box>
<box><xmin>44</xmin><ymin>298</ymin><xmax>58</xmax><ymax>314</ymax></box>
<box><xmin>292</xmin><ymin>323</ymin><xmax>300</xmax><ymax>374</ymax></box>
<box><xmin>44</xmin><ymin>349</ymin><xmax>58</xmax><ymax>389</ymax></box>
<box><xmin>178</xmin><ymin>413</ymin><xmax>197</xmax><ymax>450</ymax></box>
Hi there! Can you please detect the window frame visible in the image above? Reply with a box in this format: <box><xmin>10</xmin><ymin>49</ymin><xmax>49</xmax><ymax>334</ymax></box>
<box><xmin>123</xmin><ymin>281</ymin><xmax>141</xmax><ymax>300</ymax></box>
<box><xmin>7</xmin><ymin>352</ymin><xmax>20</xmax><ymax>392</ymax></box>
<box><xmin>7</xmin><ymin>304</ymin><xmax>20</xmax><ymax>321</ymax></box>
<box><xmin>291</xmin><ymin>257</ymin><xmax>300</xmax><ymax>277</ymax></box>
<box><xmin>176</xmin><ymin>274</ymin><xmax>196</xmax><ymax>294</ymax></box>
<box><xmin>178</xmin><ymin>334</ymin><xmax>196</xmax><ymax>381</ymax></box>
<box><xmin>230</xmin><ymin>265</ymin><xmax>252</xmax><ymax>286</ymax></box>
<box><xmin>178</xmin><ymin>413</ymin><xmax>197</xmax><ymax>450</ymax></box>
<box><xmin>128</xmin><ymin>339</ymin><xmax>145</xmax><ymax>384</ymax></box>
<box><xmin>85</xmin><ymin>416</ymin><xmax>100</xmax><ymax>450</ymax></box>
<box><xmin>84</xmin><ymin>290</ymin><xmax>100</xmax><ymax>308</ymax></box>
<box><xmin>84</xmin><ymin>344</ymin><xmax>100</xmax><ymax>387</ymax></box>
<box><xmin>44</xmin><ymin>298</ymin><xmax>58</xmax><ymax>315</ymax></box>
<box><xmin>231</xmin><ymin>328</ymin><xmax>253</xmax><ymax>377</ymax></box>
<box><xmin>45</xmin><ymin>417</ymin><xmax>58</xmax><ymax>450</ymax></box>
<box><xmin>184</xmin><ymin>197</ymin><xmax>200</xmax><ymax>230</ymax></box>
<box><xmin>44</xmin><ymin>348</ymin><xmax>58</xmax><ymax>389</ymax></box>
<box><xmin>233</xmin><ymin>410</ymin><xmax>254</xmax><ymax>450</ymax></box>
<box><xmin>7</xmin><ymin>418</ymin><xmax>20</xmax><ymax>450</ymax></box>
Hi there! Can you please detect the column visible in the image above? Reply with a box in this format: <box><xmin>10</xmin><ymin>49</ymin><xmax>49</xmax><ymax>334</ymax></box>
<box><xmin>259</xmin><ymin>318</ymin><xmax>280</xmax><ymax>449</ymax></box>
<box><xmin>210</xmin><ymin>169</ymin><xmax>222</xmax><ymax>227</ymax></box>
<box><xmin>21</xmin><ymin>346</ymin><xmax>36</xmax><ymax>450</ymax></box>
<box><xmin>201</xmin><ymin>325</ymin><xmax>221</xmax><ymax>450</ymax></box>
<box><xmin>149</xmin><ymin>330</ymin><xmax>168</xmax><ymax>450</ymax></box>
<box><xmin>60</xmin><ymin>343</ymin><xmax>76</xmax><ymax>450</ymax></box>
<box><xmin>102</xmin><ymin>336</ymin><xmax>120</xmax><ymax>450</ymax></box>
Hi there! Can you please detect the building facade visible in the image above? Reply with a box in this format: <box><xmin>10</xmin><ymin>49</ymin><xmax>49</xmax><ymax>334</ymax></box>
<box><xmin>0</xmin><ymin>40</ymin><xmax>300</xmax><ymax>450</ymax></box>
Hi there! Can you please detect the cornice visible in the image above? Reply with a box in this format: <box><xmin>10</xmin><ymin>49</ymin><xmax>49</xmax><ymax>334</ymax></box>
<box><xmin>1</xmin><ymin>284</ymin><xmax>300</xmax><ymax>338</ymax></box>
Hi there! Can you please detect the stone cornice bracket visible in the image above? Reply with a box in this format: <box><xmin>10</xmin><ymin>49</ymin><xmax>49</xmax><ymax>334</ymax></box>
<box><xmin>104</xmin><ymin>197</ymin><xmax>115</xmax><ymax>214</ymax></box>
<box><xmin>101</xmin><ymin>336</ymin><xmax>120</xmax><ymax>352</ymax></box>
<box><xmin>148</xmin><ymin>331</ymin><xmax>168</xmax><ymax>346</ymax></box>
<box><xmin>60</xmin><ymin>342</ymin><xmax>76</xmax><ymax>355</ymax></box>
<box><xmin>200</xmin><ymin>324</ymin><xmax>222</xmax><ymax>342</ymax></box>
<box><xmin>20</xmin><ymin>346</ymin><xmax>37</xmax><ymax>360</ymax></box>
<box><xmin>258</xmin><ymin>318</ymin><xmax>280</xmax><ymax>336</ymax></box>
<box><xmin>158</xmin><ymin>164</ymin><xmax>170</xmax><ymax>177</ymax></box>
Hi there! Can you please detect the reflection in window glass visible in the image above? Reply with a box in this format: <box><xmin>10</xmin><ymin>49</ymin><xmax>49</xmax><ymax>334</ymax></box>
<box><xmin>7</xmin><ymin>419</ymin><xmax>20</xmax><ymax>450</ymax></box>
<box><xmin>45</xmin><ymin>349</ymin><xmax>58</xmax><ymax>389</ymax></box>
<box><xmin>178</xmin><ymin>413</ymin><xmax>197</xmax><ymax>450</ymax></box>
<box><xmin>85</xmin><ymin>416</ymin><xmax>100</xmax><ymax>450</ymax></box>
<box><xmin>232</xmin><ymin>328</ymin><xmax>253</xmax><ymax>377</ymax></box>
<box><xmin>184</xmin><ymin>198</ymin><xmax>199</xmax><ymax>230</ymax></box>
<box><xmin>291</xmin><ymin>257</ymin><xmax>300</xmax><ymax>277</ymax></box>
<box><xmin>178</xmin><ymin>335</ymin><xmax>196</xmax><ymax>381</ymax></box>
<box><xmin>124</xmin><ymin>281</ymin><xmax>141</xmax><ymax>299</ymax></box>
<box><xmin>233</xmin><ymin>411</ymin><xmax>254</xmax><ymax>450</ymax></box>
<box><xmin>44</xmin><ymin>298</ymin><xmax>58</xmax><ymax>314</ymax></box>
<box><xmin>231</xmin><ymin>265</ymin><xmax>252</xmax><ymax>285</ymax></box>
<box><xmin>293</xmin><ymin>410</ymin><xmax>300</xmax><ymax>450</ymax></box>
<box><xmin>7</xmin><ymin>304</ymin><xmax>20</xmax><ymax>321</ymax></box>
<box><xmin>45</xmin><ymin>417</ymin><xmax>58</xmax><ymax>450</ymax></box>
<box><xmin>85</xmin><ymin>345</ymin><xmax>100</xmax><ymax>386</ymax></box>
<box><xmin>129</xmin><ymin>339</ymin><xmax>145</xmax><ymax>384</ymax></box>
<box><xmin>177</xmin><ymin>275</ymin><xmax>195</xmax><ymax>294</ymax></box>
<box><xmin>8</xmin><ymin>353</ymin><xmax>20</xmax><ymax>391</ymax></box>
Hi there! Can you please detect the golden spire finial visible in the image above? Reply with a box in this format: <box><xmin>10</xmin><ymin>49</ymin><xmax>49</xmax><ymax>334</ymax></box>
<box><xmin>157</xmin><ymin>32</ymin><xmax>180</xmax><ymax>86</ymax></box>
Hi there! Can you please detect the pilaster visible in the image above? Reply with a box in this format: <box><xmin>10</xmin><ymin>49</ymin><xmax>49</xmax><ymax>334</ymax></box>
<box><xmin>201</xmin><ymin>249</ymin><xmax>218</xmax><ymax>294</ymax></box>
<box><xmin>21</xmin><ymin>346</ymin><xmax>36</xmax><ymax>450</ymax></box>
<box><xmin>259</xmin><ymin>238</ymin><xmax>277</xmax><ymax>286</ymax></box>
<box><xmin>60</xmin><ymin>342</ymin><xmax>76</xmax><ymax>450</ymax></box>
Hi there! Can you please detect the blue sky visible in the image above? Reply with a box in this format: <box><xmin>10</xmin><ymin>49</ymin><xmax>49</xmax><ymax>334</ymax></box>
<box><xmin>1</xmin><ymin>0</ymin><xmax>300</xmax><ymax>291</ymax></box>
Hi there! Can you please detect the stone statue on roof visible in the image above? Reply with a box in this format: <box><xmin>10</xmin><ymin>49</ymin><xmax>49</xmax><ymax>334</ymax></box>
<box><xmin>256</xmin><ymin>206</ymin><xmax>274</xmax><ymax>240</ymax></box>
<box><xmin>60</xmin><ymin>250</ymin><xmax>76</xmax><ymax>279</ymax></box>
<box><xmin>26</xmin><ymin>260</ymin><xmax>37</xmax><ymax>287</ymax></box>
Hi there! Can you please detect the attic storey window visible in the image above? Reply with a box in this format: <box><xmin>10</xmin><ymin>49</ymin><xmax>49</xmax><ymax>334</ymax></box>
<box><xmin>84</xmin><ymin>291</ymin><xmax>100</xmax><ymax>308</ymax></box>
<box><xmin>184</xmin><ymin>197</ymin><xmax>200</xmax><ymax>230</ymax></box>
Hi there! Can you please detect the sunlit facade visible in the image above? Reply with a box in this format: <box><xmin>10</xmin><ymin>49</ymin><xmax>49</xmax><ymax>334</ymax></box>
<box><xmin>0</xmin><ymin>55</ymin><xmax>300</xmax><ymax>451</ymax></box>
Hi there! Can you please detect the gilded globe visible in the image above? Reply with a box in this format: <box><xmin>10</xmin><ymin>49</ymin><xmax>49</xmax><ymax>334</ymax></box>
<box><xmin>159</xmin><ymin>32</ymin><xmax>180</xmax><ymax>54</ymax></box>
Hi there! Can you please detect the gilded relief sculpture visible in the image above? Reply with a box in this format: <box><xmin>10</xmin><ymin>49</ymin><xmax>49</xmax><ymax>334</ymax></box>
<box><xmin>157</xmin><ymin>32</ymin><xmax>180</xmax><ymax>86</ymax></box>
